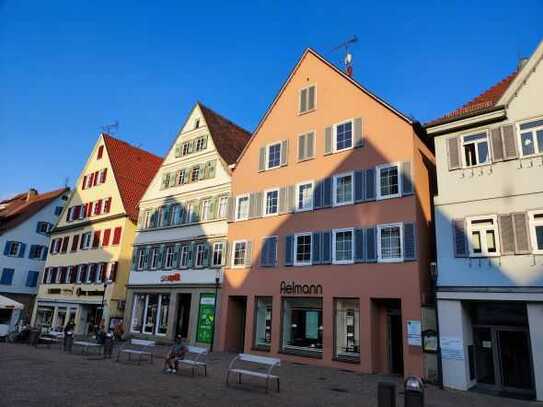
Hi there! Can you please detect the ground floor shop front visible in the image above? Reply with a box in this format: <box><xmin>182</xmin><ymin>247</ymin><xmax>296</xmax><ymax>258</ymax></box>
<box><xmin>437</xmin><ymin>292</ymin><xmax>543</xmax><ymax>401</ymax></box>
<box><xmin>125</xmin><ymin>285</ymin><xmax>220</xmax><ymax>348</ymax></box>
<box><xmin>216</xmin><ymin>272</ymin><xmax>428</xmax><ymax>378</ymax></box>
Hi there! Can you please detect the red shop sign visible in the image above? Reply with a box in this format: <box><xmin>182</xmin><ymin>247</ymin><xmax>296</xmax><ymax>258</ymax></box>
<box><xmin>160</xmin><ymin>273</ymin><xmax>181</xmax><ymax>283</ymax></box>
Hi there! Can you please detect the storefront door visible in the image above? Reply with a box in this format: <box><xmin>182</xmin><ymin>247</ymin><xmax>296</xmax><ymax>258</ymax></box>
<box><xmin>175</xmin><ymin>294</ymin><xmax>191</xmax><ymax>339</ymax></box>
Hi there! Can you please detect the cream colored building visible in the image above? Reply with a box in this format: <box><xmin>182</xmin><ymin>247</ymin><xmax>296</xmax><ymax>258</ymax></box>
<box><xmin>124</xmin><ymin>103</ymin><xmax>250</xmax><ymax>346</ymax></box>
<box><xmin>31</xmin><ymin>133</ymin><xmax>161</xmax><ymax>335</ymax></box>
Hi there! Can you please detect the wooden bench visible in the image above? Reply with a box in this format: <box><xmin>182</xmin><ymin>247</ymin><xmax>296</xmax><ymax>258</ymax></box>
<box><xmin>226</xmin><ymin>353</ymin><xmax>281</xmax><ymax>393</ymax></box>
<box><xmin>116</xmin><ymin>339</ymin><xmax>155</xmax><ymax>365</ymax></box>
<box><xmin>73</xmin><ymin>340</ymin><xmax>103</xmax><ymax>355</ymax></box>
<box><xmin>175</xmin><ymin>345</ymin><xmax>208</xmax><ymax>377</ymax></box>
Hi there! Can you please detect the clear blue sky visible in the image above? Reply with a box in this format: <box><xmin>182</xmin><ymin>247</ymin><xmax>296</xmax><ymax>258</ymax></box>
<box><xmin>1</xmin><ymin>1</ymin><xmax>541</xmax><ymax>198</ymax></box>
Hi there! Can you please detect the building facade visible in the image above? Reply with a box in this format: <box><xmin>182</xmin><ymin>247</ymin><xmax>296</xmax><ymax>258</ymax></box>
<box><xmin>31</xmin><ymin>134</ymin><xmax>161</xmax><ymax>335</ymax></box>
<box><xmin>427</xmin><ymin>40</ymin><xmax>543</xmax><ymax>400</ymax></box>
<box><xmin>216</xmin><ymin>49</ymin><xmax>435</xmax><ymax>377</ymax></box>
<box><xmin>0</xmin><ymin>188</ymin><xmax>69</xmax><ymax>318</ymax></box>
<box><xmin>124</xmin><ymin>103</ymin><xmax>250</xmax><ymax>347</ymax></box>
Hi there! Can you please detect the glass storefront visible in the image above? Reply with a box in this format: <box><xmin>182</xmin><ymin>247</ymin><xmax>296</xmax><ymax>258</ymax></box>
<box><xmin>281</xmin><ymin>297</ymin><xmax>323</xmax><ymax>355</ymax></box>
<box><xmin>334</xmin><ymin>298</ymin><xmax>360</xmax><ymax>360</ymax></box>
<box><xmin>131</xmin><ymin>293</ymin><xmax>170</xmax><ymax>336</ymax></box>
<box><xmin>254</xmin><ymin>297</ymin><xmax>272</xmax><ymax>349</ymax></box>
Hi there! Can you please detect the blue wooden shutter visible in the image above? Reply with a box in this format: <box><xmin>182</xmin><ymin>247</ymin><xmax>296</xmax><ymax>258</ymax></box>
<box><xmin>41</xmin><ymin>246</ymin><xmax>48</xmax><ymax>261</ymax></box>
<box><xmin>260</xmin><ymin>238</ymin><xmax>270</xmax><ymax>266</ymax></box>
<box><xmin>313</xmin><ymin>180</ymin><xmax>323</xmax><ymax>209</ymax></box>
<box><xmin>285</xmin><ymin>235</ymin><xmax>294</xmax><ymax>266</ymax></box>
<box><xmin>3</xmin><ymin>241</ymin><xmax>11</xmax><ymax>256</ymax></box>
<box><xmin>322</xmin><ymin>178</ymin><xmax>332</xmax><ymax>208</ymax></box>
<box><xmin>365</xmin><ymin>227</ymin><xmax>377</xmax><ymax>262</ymax></box>
<box><xmin>403</xmin><ymin>223</ymin><xmax>416</xmax><ymax>261</ymax></box>
<box><xmin>452</xmin><ymin>219</ymin><xmax>468</xmax><ymax>257</ymax></box>
<box><xmin>312</xmin><ymin>232</ymin><xmax>322</xmax><ymax>264</ymax></box>
<box><xmin>18</xmin><ymin>243</ymin><xmax>26</xmax><ymax>258</ymax></box>
<box><xmin>364</xmin><ymin>169</ymin><xmax>376</xmax><ymax>201</ymax></box>
<box><xmin>354</xmin><ymin>171</ymin><xmax>365</xmax><ymax>202</ymax></box>
<box><xmin>321</xmin><ymin>231</ymin><xmax>332</xmax><ymax>264</ymax></box>
<box><xmin>354</xmin><ymin>228</ymin><xmax>365</xmax><ymax>263</ymax></box>
<box><xmin>401</xmin><ymin>161</ymin><xmax>413</xmax><ymax>195</ymax></box>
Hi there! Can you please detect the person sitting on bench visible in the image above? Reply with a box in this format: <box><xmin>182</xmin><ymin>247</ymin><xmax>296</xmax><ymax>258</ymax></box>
<box><xmin>163</xmin><ymin>335</ymin><xmax>187</xmax><ymax>373</ymax></box>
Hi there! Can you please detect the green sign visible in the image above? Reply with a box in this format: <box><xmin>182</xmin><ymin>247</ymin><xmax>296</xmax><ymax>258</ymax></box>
<box><xmin>196</xmin><ymin>293</ymin><xmax>216</xmax><ymax>344</ymax></box>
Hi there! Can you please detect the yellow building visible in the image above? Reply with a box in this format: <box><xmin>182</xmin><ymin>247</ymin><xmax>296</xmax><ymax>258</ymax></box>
<box><xmin>31</xmin><ymin>133</ymin><xmax>161</xmax><ymax>335</ymax></box>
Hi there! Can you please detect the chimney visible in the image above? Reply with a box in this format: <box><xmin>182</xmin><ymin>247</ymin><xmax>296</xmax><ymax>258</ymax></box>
<box><xmin>26</xmin><ymin>188</ymin><xmax>38</xmax><ymax>201</ymax></box>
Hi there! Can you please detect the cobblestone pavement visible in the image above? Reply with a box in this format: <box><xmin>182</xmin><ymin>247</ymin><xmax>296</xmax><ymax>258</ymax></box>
<box><xmin>0</xmin><ymin>342</ymin><xmax>539</xmax><ymax>407</ymax></box>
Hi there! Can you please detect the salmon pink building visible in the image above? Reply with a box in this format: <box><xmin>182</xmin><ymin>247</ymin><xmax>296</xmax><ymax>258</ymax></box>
<box><xmin>216</xmin><ymin>49</ymin><xmax>435</xmax><ymax>377</ymax></box>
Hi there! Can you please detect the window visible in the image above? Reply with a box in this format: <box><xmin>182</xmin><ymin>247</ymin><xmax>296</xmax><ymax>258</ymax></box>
<box><xmin>467</xmin><ymin>216</ymin><xmax>499</xmax><ymax>257</ymax></box>
<box><xmin>37</xmin><ymin>222</ymin><xmax>51</xmax><ymax>235</ymax></box>
<box><xmin>377</xmin><ymin>163</ymin><xmax>400</xmax><ymax>199</ymax></box>
<box><xmin>103</xmin><ymin>197</ymin><xmax>112</xmax><ymax>213</ymax></box>
<box><xmin>212</xmin><ymin>242</ymin><xmax>225</xmax><ymax>266</ymax></box>
<box><xmin>130</xmin><ymin>293</ymin><xmax>170</xmax><ymax>336</ymax></box>
<box><xmin>530</xmin><ymin>212</ymin><xmax>543</xmax><ymax>254</ymax></box>
<box><xmin>195</xmin><ymin>136</ymin><xmax>206</xmax><ymax>152</ymax></box>
<box><xmin>299</xmin><ymin>85</ymin><xmax>316</xmax><ymax>114</ymax></box>
<box><xmin>164</xmin><ymin>246</ymin><xmax>174</xmax><ymax>269</ymax></box>
<box><xmin>235</xmin><ymin>195</ymin><xmax>249</xmax><ymax>221</ymax></box>
<box><xmin>333</xmin><ymin>173</ymin><xmax>353</xmax><ymax>206</ymax></box>
<box><xmin>29</xmin><ymin>245</ymin><xmax>43</xmax><ymax>259</ymax></box>
<box><xmin>97</xmin><ymin>145</ymin><xmax>104</xmax><ymax>159</ymax></box>
<box><xmin>296</xmin><ymin>182</ymin><xmax>313</xmax><ymax>211</ymax></box>
<box><xmin>282</xmin><ymin>298</ymin><xmax>322</xmax><ymax>355</ymax></box>
<box><xmin>194</xmin><ymin>244</ymin><xmax>206</xmax><ymax>267</ymax></box>
<box><xmin>266</xmin><ymin>143</ymin><xmax>282</xmax><ymax>170</ymax></box>
<box><xmin>333</xmin><ymin>228</ymin><xmax>354</xmax><ymax>264</ymax></box>
<box><xmin>190</xmin><ymin>166</ymin><xmax>200</xmax><ymax>182</ymax></box>
<box><xmin>194</xmin><ymin>119</ymin><xmax>200</xmax><ymax>129</ymax></box>
<box><xmin>232</xmin><ymin>240</ymin><xmax>247</xmax><ymax>267</ymax></box>
<box><xmin>0</xmin><ymin>268</ymin><xmax>14</xmax><ymax>285</ymax></box>
<box><xmin>264</xmin><ymin>189</ymin><xmax>279</xmax><ymax>216</ymax></box>
<box><xmin>186</xmin><ymin>203</ymin><xmax>194</xmax><ymax>224</ymax></box>
<box><xmin>518</xmin><ymin>119</ymin><xmax>543</xmax><ymax>156</ymax></box>
<box><xmin>92</xmin><ymin>231</ymin><xmax>101</xmax><ymax>248</ymax></box>
<box><xmin>378</xmin><ymin>224</ymin><xmax>403</xmax><ymax>262</ymax></box>
<box><xmin>112</xmin><ymin>227</ymin><xmax>122</xmax><ymax>245</ymax></box>
<box><xmin>102</xmin><ymin>229</ymin><xmax>111</xmax><ymax>246</ymax></box>
<box><xmin>54</xmin><ymin>206</ymin><xmax>63</xmax><ymax>216</ymax></box>
<box><xmin>201</xmin><ymin>199</ymin><xmax>211</xmax><ymax>221</ymax></box>
<box><xmin>80</xmin><ymin>232</ymin><xmax>92</xmax><ymax>250</ymax></box>
<box><xmin>254</xmin><ymin>297</ymin><xmax>273</xmax><ymax>350</ymax></box>
<box><xmin>217</xmin><ymin>196</ymin><xmax>228</xmax><ymax>218</ymax></box>
<box><xmin>334</xmin><ymin>299</ymin><xmax>360</xmax><ymax>360</ymax></box>
<box><xmin>150</xmin><ymin>247</ymin><xmax>160</xmax><ymax>270</ymax></box>
<box><xmin>335</xmin><ymin>120</ymin><xmax>353</xmax><ymax>152</ymax></box>
<box><xmin>462</xmin><ymin>133</ymin><xmax>490</xmax><ymax>167</ymax></box>
<box><xmin>179</xmin><ymin>245</ymin><xmax>190</xmax><ymax>268</ymax></box>
<box><xmin>26</xmin><ymin>271</ymin><xmax>39</xmax><ymax>288</ymax></box>
<box><xmin>294</xmin><ymin>233</ymin><xmax>312</xmax><ymax>266</ymax></box>
<box><xmin>94</xmin><ymin>199</ymin><xmax>102</xmax><ymax>216</ymax></box>
<box><xmin>5</xmin><ymin>241</ymin><xmax>22</xmax><ymax>257</ymax></box>
<box><xmin>137</xmin><ymin>248</ymin><xmax>146</xmax><ymax>270</ymax></box>
<box><xmin>172</xmin><ymin>204</ymin><xmax>183</xmax><ymax>225</ymax></box>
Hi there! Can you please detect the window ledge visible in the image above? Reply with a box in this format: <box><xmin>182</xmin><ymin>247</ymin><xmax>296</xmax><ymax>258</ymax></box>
<box><xmin>297</xmin><ymin>108</ymin><xmax>316</xmax><ymax>116</ymax></box>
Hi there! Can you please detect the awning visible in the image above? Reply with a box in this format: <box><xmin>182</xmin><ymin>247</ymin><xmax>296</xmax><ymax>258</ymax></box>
<box><xmin>0</xmin><ymin>294</ymin><xmax>24</xmax><ymax>310</ymax></box>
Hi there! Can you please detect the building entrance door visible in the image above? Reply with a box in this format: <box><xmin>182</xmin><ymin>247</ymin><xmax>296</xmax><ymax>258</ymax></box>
<box><xmin>225</xmin><ymin>296</ymin><xmax>247</xmax><ymax>353</ymax></box>
<box><xmin>388</xmin><ymin>310</ymin><xmax>404</xmax><ymax>375</ymax></box>
<box><xmin>175</xmin><ymin>294</ymin><xmax>192</xmax><ymax>339</ymax></box>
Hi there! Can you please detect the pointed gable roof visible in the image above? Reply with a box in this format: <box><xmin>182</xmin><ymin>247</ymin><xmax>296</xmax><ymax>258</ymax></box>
<box><xmin>198</xmin><ymin>103</ymin><xmax>251</xmax><ymax>165</ymax></box>
<box><xmin>0</xmin><ymin>187</ymin><xmax>69</xmax><ymax>235</ymax></box>
<box><xmin>102</xmin><ymin>134</ymin><xmax>162</xmax><ymax>221</ymax></box>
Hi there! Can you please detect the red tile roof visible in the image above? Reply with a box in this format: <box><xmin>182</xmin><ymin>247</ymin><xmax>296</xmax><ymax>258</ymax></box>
<box><xmin>426</xmin><ymin>70</ymin><xmax>518</xmax><ymax>127</ymax></box>
<box><xmin>0</xmin><ymin>187</ymin><xmax>69</xmax><ymax>235</ymax></box>
<box><xmin>102</xmin><ymin>134</ymin><xmax>162</xmax><ymax>222</ymax></box>
<box><xmin>198</xmin><ymin>103</ymin><xmax>251</xmax><ymax>165</ymax></box>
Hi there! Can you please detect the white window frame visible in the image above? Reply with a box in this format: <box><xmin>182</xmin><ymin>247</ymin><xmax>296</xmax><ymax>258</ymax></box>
<box><xmin>217</xmin><ymin>196</ymin><xmax>228</xmax><ymax>218</ymax></box>
<box><xmin>466</xmin><ymin>215</ymin><xmax>500</xmax><ymax>257</ymax></box>
<box><xmin>150</xmin><ymin>247</ymin><xmax>160</xmax><ymax>270</ymax></box>
<box><xmin>7</xmin><ymin>241</ymin><xmax>21</xmax><ymax>257</ymax></box>
<box><xmin>529</xmin><ymin>210</ymin><xmax>543</xmax><ymax>255</ymax></box>
<box><xmin>194</xmin><ymin>243</ymin><xmax>206</xmax><ymax>268</ymax></box>
<box><xmin>517</xmin><ymin>117</ymin><xmax>543</xmax><ymax>158</ymax></box>
<box><xmin>185</xmin><ymin>203</ymin><xmax>194</xmax><ymax>224</ymax></box>
<box><xmin>263</xmin><ymin>188</ymin><xmax>279</xmax><ymax>217</ymax></box>
<box><xmin>201</xmin><ymin>199</ymin><xmax>211</xmax><ymax>221</ymax></box>
<box><xmin>266</xmin><ymin>142</ymin><xmax>282</xmax><ymax>170</ymax></box>
<box><xmin>231</xmin><ymin>240</ymin><xmax>248</xmax><ymax>268</ymax></box>
<box><xmin>211</xmin><ymin>241</ymin><xmax>225</xmax><ymax>266</ymax></box>
<box><xmin>376</xmin><ymin>162</ymin><xmax>401</xmax><ymax>200</ymax></box>
<box><xmin>333</xmin><ymin>119</ymin><xmax>354</xmax><ymax>153</ymax></box>
<box><xmin>377</xmin><ymin>223</ymin><xmax>404</xmax><ymax>263</ymax></box>
<box><xmin>461</xmin><ymin>131</ymin><xmax>491</xmax><ymax>168</ymax></box>
<box><xmin>179</xmin><ymin>245</ymin><xmax>190</xmax><ymax>268</ymax></box>
<box><xmin>136</xmin><ymin>248</ymin><xmax>145</xmax><ymax>270</ymax></box>
<box><xmin>298</xmin><ymin>84</ymin><xmax>317</xmax><ymax>114</ymax></box>
<box><xmin>81</xmin><ymin>233</ymin><xmax>92</xmax><ymax>250</ymax></box>
<box><xmin>333</xmin><ymin>172</ymin><xmax>354</xmax><ymax>207</ymax></box>
<box><xmin>296</xmin><ymin>181</ymin><xmax>314</xmax><ymax>212</ymax></box>
<box><xmin>332</xmin><ymin>228</ymin><xmax>355</xmax><ymax>264</ymax></box>
<box><xmin>294</xmin><ymin>232</ymin><xmax>312</xmax><ymax>266</ymax></box>
<box><xmin>235</xmin><ymin>194</ymin><xmax>250</xmax><ymax>221</ymax></box>
<box><xmin>76</xmin><ymin>265</ymin><xmax>83</xmax><ymax>283</ymax></box>
<box><xmin>164</xmin><ymin>246</ymin><xmax>174</xmax><ymax>269</ymax></box>
<box><xmin>195</xmin><ymin>136</ymin><xmax>206</xmax><ymax>152</ymax></box>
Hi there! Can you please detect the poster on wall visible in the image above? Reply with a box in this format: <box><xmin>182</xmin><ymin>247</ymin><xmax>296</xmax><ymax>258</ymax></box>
<box><xmin>196</xmin><ymin>293</ymin><xmax>216</xmax><ymax>344</ymax></box>
<box><xmin>440</xmin><ymin>336</ymin><xmax>464</xmax><ymax>360</ymax></box>
<box><xmin>407</xmin><ymin>320</ymin><xmax>422</xmax><ymax>346</ymax></box>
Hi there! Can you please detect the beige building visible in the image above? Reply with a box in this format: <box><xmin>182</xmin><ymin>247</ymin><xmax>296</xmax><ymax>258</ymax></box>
<box><xmin>31</xmin><ymin>133</ymin><xmax>161</xmax><ymax>335</ymax></box>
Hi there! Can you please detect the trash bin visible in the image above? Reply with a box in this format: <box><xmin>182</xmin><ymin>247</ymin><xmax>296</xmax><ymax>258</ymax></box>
<box><xmin>63</xmin><ymin>331</ymin><xmax>73</xmax><ymax>352</ymax></box>
<box><xmin>377</xmin><ymin>382</ymin><xmax>396</xmax><ymax>407</ymax></box>
<box><xmin>103</xmin><ymin>332</ymin><xmax>114</xmax><ymax>358</ymax></box>
<box><xmin>404</xmin><ymin>376</ymin><xmax>424</xmax><ymax>407</ymax></box>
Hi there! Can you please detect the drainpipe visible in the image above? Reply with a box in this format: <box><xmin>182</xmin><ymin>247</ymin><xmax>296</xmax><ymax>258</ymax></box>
<box><xmin>431</xmin><ymin>262</ymin><xmax>444</xmax><ymax>389</ymax></box>
<box><xmin>209</xmin><ymin>275</ymin><xmax>220</xmax><ymax>352</ymax></box>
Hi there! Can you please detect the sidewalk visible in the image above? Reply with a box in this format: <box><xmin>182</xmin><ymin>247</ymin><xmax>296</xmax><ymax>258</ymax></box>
<box><xmin>0</xmin><ymin>343</ymin><xmax>539</xmax><ymax>407</ymax></box>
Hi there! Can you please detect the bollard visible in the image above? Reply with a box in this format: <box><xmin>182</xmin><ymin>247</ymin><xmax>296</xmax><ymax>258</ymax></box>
<box><xmin>377</xmin><ymin>382</ymin><xmax>396</xmax><ymax>407</ymax></box>
<box><xmin>63</xmin><ymin>331</ymin><xmax>74</xmax><ymax>352</ymax></box>
<box><xmin>404</xmin><ymin>376</ymin><xmax>424</xmax><ymax>407</ymax></box>
<box><xmin>103</xmin><ymin>332</ymin><xmax>114</xmax><ymax>359</ymax></box>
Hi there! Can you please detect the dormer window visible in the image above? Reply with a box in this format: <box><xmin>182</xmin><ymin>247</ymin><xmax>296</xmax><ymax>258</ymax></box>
<box><xmin>299</xmin><ymin>85</ymin><xmax>316</xmax><ymax>114</ymax></box>
<box><xmin>195</xmin><ymin>119</ymin><xmax>200</xmax><ymax>129</ymax></box>
<box><xmin>97</xmin><ymin>145</ymin><xmax>104</xmax><ymax>159</ymax></box>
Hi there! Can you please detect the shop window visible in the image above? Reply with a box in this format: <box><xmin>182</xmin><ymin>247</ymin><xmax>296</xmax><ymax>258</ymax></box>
<box><xmin>157</xmin><ymin>294</ymin><xmax>170</xmax><ymax>335</ymax></box>
<box><xmin>131</xmin><ymin>294</ymin><xmax>146</xmax><ymax>333</ymax></box>
<box><xmin>254</xmin><ymin>297</ymin><xmax>273</xmax><ymax>350</ymax></box>
<box><xmin>334</xmin><ymin>299</ymin><xmax>360</xmax><ymax>361</ymax></box>
<box><xmin>130</xmin><ymin>293</ymin><xmax>170</xmax><ymax>336</ymax></box>
<box><xmin>282</xmin><ymin>297</ymin><xmax>323</xmax><ymax>356</ymax></box>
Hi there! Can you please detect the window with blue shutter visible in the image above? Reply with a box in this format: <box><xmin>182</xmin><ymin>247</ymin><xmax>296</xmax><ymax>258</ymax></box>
<box><xmin>364</xmin><ymin>227</ymin><xmax>377</xmax><ymax>262</ymax></box>
<box><xmin>321</xmin><ymin>231</ymin><xmax>332</xmax><ymax>264</ymax></box>
<box><xmin>312</xmin><ymin>232</ymin><xmax>322</xmax><ymax>264</ymax></box>
<box><xmin>403</xmin><ymin>223</ymin><xmax>416</xmax><ymax>261</ymax></box>
<box><xmin>0</xmin><ymin>268</ymin><xmax>14</xmax><ymax>285</ymax></box>
<box><xmin>313</xmin><ymin>181</ymin><xmax>323</xmax><ymax>209</ymax></box>
<box><xmin>285</xmin><ymin>235</ymin><xmax>294</xmax><ymax>266</ymax></box>
<box><xmin>26</xmin><ymin>271</ymin><xmax>39</xmax><ymax>287</ymax></box>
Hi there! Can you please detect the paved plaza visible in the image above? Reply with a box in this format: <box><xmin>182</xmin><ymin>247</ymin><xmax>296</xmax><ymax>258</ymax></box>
<box><xmin>0</xmin><ymin>342</ymin><xmax>539</xmax><ymax>407</ymax></box>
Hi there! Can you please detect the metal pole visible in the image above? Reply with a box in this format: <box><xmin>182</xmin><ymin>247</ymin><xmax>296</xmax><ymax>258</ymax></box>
<box><xmin>209</xmin><ymin>276</ymin><xmax>219</xmax><ymax>352</ymax></box>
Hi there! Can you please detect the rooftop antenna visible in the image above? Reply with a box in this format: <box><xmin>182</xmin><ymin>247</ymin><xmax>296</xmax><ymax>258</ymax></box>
<box><xmin>331</xmin><ymin>35</ymin><xmax>358</xmax><ymax>77</ymax></box>
<box><xmin>100</xmin><ymin>121</ymin><xmax>119</xmax><ymax>136</ymax></box>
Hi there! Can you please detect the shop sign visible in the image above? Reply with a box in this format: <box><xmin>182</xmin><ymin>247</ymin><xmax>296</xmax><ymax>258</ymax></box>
<box><xmin>160</xmin><ymin>273</ymin><xmax>181</xmax><ymax>283</ymax></box>
<box><xmin>440</xmin><ymin>336</ymin><xmax>464</xmax><ymax>360</ymax></box>
<box><xmin>196</xmin><ymin>293</ymin><xmax>216</xmax><ymax>344</ymax></box>
<box><xmin>280</xmin><ymin>281</ymin><xmax>322</xmax><ymax>296</ymax></box>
